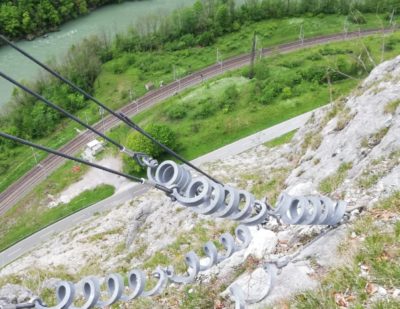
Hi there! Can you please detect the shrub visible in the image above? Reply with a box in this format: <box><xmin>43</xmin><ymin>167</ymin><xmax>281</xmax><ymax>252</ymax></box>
<box><xmin>300</xmin><ymin>66</ymin><xmax>326</xmax><ymax>83</ymax></box>
<box><xmin>349</xmin><ymin>10</ymin><xmax>366</xmax><ymax>24</ymax></box>
<box><xmin>124</xmin><ymin>124</ymin><xmax>177</xmax><ymax>173</ymax></box>
<box><xmin>219</xmin><ymin>85</ymin><xmax>239</xmax><ymax>113</ymax></box>
<box><xmin>192</xmin><ymin>99</ymin><xmax>218</xmax><ymax>119</ymax></box>
<box><xmin>197</xmin><ymin>31</ymin><xmax>215</xmax><ymax>46</ymax></box>
<box><xmin>166</xmin><ymin>104</ymin><xmax>188</xmax><ymax>120</ymax></box>
<box><xmin>281</xmin><ymin>87</ymin><xmax>292</xmax><ymax>99</ymax></box>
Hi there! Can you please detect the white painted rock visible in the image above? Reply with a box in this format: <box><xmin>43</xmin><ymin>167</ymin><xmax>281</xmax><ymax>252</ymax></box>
<box><xmin>222</xmin><ymin>267</ymin><xmax>274</xmax><ymax>304</ymax></box>
<box><xmin>249</xmin><ymin>262</ymin><xmax>318</xmax><ymax>308</ymax></box>
<box><xmin>244</xmin><ymin>228</ymin><xmax>278</xmax><ymax>260</ymax></box>
<box><xmin>0</xmin><ymin>284</ymin><xmax>35</xmax><ymax>305</ymax></box>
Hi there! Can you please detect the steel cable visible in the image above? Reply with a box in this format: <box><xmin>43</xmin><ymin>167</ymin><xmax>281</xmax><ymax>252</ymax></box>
<box><xmin>32</xmin><ymin>225</ymin><xmax>251</xmax><ymax>309</ymax></box>
<box><xmin>0</xmin><ymin>35</ymin><xmax>220</xmax><ymax>184</ymax></box>
<box><xmin>146</xmin><ymin>160</ymin><xmax>346</xmax><ymax>226</ymax></box>
<box><xmin>0</xmin><ymin>132</ymin><xmax>172</xmax><ymax>194</ymax></box>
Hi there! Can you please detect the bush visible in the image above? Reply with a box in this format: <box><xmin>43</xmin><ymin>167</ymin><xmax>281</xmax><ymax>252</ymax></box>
<box><xmin>192</xmin><ymin>99</ymin><xmax>218</xmax><ymax>119</ymax></box>
<box><xmin>166</xmin><ymin>104</ymin><xmax>188</xmax><ymax>120</ymax></box>
<box><xmin>300</xmin><ymin>66</ymin><xmax>326</xmax><ymax>83</ymax></box>
<box><xmin>124</xmin><ymin>124</ymin><xmax>178</xmax><ymax>173</ymax></box>
<box><xmin>197</xmin><ymin>31</ymin><xmax>215</xmax><ymax>46</ymax></box>
<box><xmin>258</xmin><ymin>82</ymin><xmax>281</xmax><ymax>105</ymax></box>
<box><xmin>281</xmin><ymin>87</ymin><xmax>292</xmax><ymax>99</ymax></box>
<box><xmin>349</xmin><ymin>10</ymin><xmax>366</xmax><ymax>24</ymax></box>
<box><xmin>219</xmin><ymin>85</ymin><xmax>239</xmax><ymax>113</ymax></box>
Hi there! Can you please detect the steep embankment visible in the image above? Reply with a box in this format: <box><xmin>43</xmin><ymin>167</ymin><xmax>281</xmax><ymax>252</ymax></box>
<box><xmin>1</xmin><ymin>56</ymin><xmax>400</xmax><ymax>307</ymax></box>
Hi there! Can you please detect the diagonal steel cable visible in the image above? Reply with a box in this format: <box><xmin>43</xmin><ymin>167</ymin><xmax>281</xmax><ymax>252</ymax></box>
<box><xmin>0</xmin><ymin>35</ymin><xmax>220</xmax><ymax>184</ymax></box>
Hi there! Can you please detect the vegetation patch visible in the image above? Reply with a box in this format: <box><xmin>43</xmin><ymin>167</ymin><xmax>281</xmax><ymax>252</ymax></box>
<box><xmin>142</xmin><ymin>220</ymin><xmax>236</xmax><ymax>274</ymax></box>
<box><xmin>358</xmin><ymin>150</ymin><xmax>400</xmax><ymax>189</ymax></box>
<box><xmin>291</xmin><ymin>192</ymin><xmax>400</xmax><ymax>308</ymax></box>
<box><xmin>264</xmin><ymin>130</ymin><xmax>297</xmax><ymax>148</ymax></box>
<box><xmin>384</xmin><ymin>98</ymin><xmax>400</xmax><ymax>114</ymax></box>
<box><xmin>0</xmin><ymin>184</ymin><xmax>115</xmax><ymax>252</ymax></box>
<box><xmin>319</xmin><ymin>162</ymin><xmax>353</xmax><ymax>194</ymax></box>
<box><xmin>0</xmin><ymin>7</ymin><xmax>395</xmax><ymax>194</ymax></box>
<box><xmin>361</xmin><ymin>126</ymin><xmax>390</xmax><ymax>148</ymax></box>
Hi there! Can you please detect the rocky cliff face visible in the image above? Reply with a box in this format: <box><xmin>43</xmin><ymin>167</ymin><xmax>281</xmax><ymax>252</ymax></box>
<box><xmin>1</xmin><ymin>56</ymin><xmax>400</xmax><ymax>307</ymax></box>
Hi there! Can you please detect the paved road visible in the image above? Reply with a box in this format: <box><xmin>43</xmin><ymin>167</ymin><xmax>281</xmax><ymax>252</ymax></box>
<box><xmin>0</xmin><ymin>28</ymin><xmax>390</xmax><ymax>215</ymax></box>
<box><xmin>0</xmin><ymin>110</ymin><xmax>313</xmax><ymax>269</ymax></box>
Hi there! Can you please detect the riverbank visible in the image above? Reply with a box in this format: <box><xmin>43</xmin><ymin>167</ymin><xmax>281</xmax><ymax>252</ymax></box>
<box><xmin>0</xmin><ymin>0</ymin><xmax>195</xmax><ymax>106</ymax></box>
<box><xmin>0</xmin><ymin>12</ymin><xmax>392</xmax><ymax>195</ymax></box>
<box><xmin>0</xmin><ymin>1</ymin><xmax>147</xmax><ymax>41</ymax></box>
<box><xmin>2</xmin><ymin>29</ymin><xmax>400</xmax><ymax>252</ymax></box>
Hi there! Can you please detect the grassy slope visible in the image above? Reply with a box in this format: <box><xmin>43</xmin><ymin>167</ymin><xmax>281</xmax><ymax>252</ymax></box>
<box><xmin>2</xmin><ymin>30</ymin><xmax>400</xmax><ymax>252</ymax></box>
<box><xmin>0</xmin><ymin>183</ymin><xmax>115</xmax><ymax>252</ymax></box>
<box><xmin>108</xmin><ymin>32</ymin><xmax>400</xmax><ymax>162</ymax></box>
<box><xmin>0</xmin><ymin>13</ymin><xmax>390</xmax><ymax>194</ymax></box>
<box><xmin>1</xmin><ymin>16</ymin><xmax>399</xmax><ymax>252</ymax></box>
<box><xmin>291</xmin><ymin>192</ymin><xmax>400</xmax><ymax>309</ymax></box>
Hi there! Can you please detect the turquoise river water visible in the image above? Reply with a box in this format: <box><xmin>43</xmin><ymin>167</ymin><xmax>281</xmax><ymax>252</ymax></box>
<box><xmin>0</xmin><ymin>0</ymin><xmax>195</xmax><ymax>108</ymax></box>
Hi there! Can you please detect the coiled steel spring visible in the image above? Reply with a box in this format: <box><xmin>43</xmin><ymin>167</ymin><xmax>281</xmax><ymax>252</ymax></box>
<box><xmin>273</xmin><ymin>192</ymin><xmax>347</xmax><ymax>225</ymax></box>
<box><xmin>147</xmin><ymin>160</ymin><xmax>347</xmax><ymax>226</ymax></box>
<box><xmin>34</xmin><ymin>225</ymin><xmax>251</xmax><ymax>309</ymax></box>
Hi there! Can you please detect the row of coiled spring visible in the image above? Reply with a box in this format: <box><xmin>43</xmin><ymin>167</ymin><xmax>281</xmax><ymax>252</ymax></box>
<box><xmin>146</xmin><ymin>160</ymin><xmax>347</xmax><ymax>226</ymax></box>
<box><xmin>32</xmin><ymin>160</ymin><xmax>347</xmax><ymax>308</ymax></box>
<box><xmin>34</xmin><ymin>226</ymin><xmax>252</xmax><ymax>309</ymax></box>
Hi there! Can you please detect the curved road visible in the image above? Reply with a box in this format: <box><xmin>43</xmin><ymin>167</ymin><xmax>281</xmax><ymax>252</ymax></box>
<box><xmin>0</xmin><ymin>28</ymin><xmax>390</xmax><ymax>214</ymax></box>
<box><xmin>0</xmin><ymin>109</ymin><xmax>312</xmax><ymax>268</ymax></box>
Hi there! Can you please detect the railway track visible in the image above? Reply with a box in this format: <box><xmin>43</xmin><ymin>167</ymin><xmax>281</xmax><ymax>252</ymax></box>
<box><xmin>0</xmin><ymin>28</ymin><xmax>390</xmax><ymax>215</ymax></box>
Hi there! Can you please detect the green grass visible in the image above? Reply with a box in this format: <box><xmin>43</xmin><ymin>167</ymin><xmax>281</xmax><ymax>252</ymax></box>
<box><xmin>0</xmin><ymin>13</ymin><xmax>391</xmax><ymax>194</ymax></box>
<box><xmin>384</xmin><ymin>98</ymin><xmax>400</xmax><ymax>114</ymax></box>
<box><xmin>264</xmin><ymin>130</ymin><xmax>297</xmax><ymax>148</ymax></box>
<box><xmin>108</xmin><ymin>31</ymin><xmax>400</xmax><ymax>165</ymax></box>
<box><xmin>319</xmin><ymin>162</ymin><xmax>353</xmax><ymax>194</ymax></box>
<box><xmin>0</xmin><ymin>171</ymin><xmax>115</xmax><ymax>252</ymax></box>
<box><xmin>291</xmin><ymin>192</ymin><xmax>400</xmax><ymax>308</ymax></box>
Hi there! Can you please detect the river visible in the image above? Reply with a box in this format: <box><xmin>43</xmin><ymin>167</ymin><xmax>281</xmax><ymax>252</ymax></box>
<box><xmin>0</xmin><ymin>0</ymin><xmax>195</xmax><ymax>108</ymax></box>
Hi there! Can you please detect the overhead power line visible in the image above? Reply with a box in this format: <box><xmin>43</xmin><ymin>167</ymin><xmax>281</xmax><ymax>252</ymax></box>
<box><xmin>0</xmin><ymin>131</ymin><xmax>172</xmax><ymax>194</ymax></box>
<box><xmin>0</xmin><ymin>71</ymin><xmax>123</xmax><ymax>151</ymax></box>
<box><xmin>0</xmin><ymin>35</ymin><xmax>220</xmax><ymax>184</ymax></box>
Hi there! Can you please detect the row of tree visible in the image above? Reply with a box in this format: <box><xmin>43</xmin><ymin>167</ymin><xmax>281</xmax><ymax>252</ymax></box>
<box><xmin>0</xmin><ymin>0</ymin><xmax>142</xmax><ymax>40</ymax></box>
<box><xmin>1</xmin><ymin>0</ymin><xmax>400</xmax><ymax>165</ymax></box>
<box><xmin>114</xmin><ymin>0</ymin><xmax>400</xmax><ymax>53</ymax></box>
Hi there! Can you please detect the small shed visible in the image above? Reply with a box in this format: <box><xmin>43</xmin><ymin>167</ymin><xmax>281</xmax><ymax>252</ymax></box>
<box><xmin>145</xmin><ymin>82</ymin><xmax>155</xmax><ymax>91</ymax></box>
<box><xmin>85</xmin><ymin>139</ymin><xmax>104</xmax><ymax>156</ymax></box>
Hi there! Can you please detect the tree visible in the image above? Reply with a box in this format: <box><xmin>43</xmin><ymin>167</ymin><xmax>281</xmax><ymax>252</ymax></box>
<box><xmin>124</xmin><ymin>124</ymin><xmax>178</xmax><ymax>173</ymax></box>
<box><xmin>0</xmin><ymin>4</ymin><xmax>21</xmax><ymax>37</ymax></box>
<box><xmin>215</xmin><ymin>4</ymin><xmax>231</xmax><ymax>33</ymax></box>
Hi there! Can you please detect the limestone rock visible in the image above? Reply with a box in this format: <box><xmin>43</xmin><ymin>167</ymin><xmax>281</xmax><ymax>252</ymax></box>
<box><xmin>244</xmin><ymin>227</ymin><xmax>278</xmax><ymax>260</ymax></box>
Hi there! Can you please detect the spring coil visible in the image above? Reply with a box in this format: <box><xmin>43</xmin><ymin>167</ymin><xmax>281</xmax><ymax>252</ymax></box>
<box><xmin>147</xmin><ymin>160</ymin><xmax>346</xmax><ymax>226</ymax></box>
<box><xmin>147</xmin><ymin>160</ymin><xmax>269</xmax><ymax>226</ymax></box>
<box><xmin>273</xmin><ymin>193</ymin><xmax>347</xmax><ymax>225</ymax></box>
<box><xmin>34</xmin><ymin>225</ymin><xmax>252</xmax><ymax>309</ymax></box>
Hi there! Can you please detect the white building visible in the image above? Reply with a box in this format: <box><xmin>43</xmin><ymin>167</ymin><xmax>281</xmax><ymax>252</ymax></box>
<box><xmin>82</xmin><ymin>139</ymin><xmax>104</xmax><ymax>161</ymax></box>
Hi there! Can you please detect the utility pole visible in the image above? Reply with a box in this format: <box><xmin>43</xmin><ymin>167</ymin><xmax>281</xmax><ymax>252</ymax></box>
<box><xmin>256</xmin><ymin>35</ymin><xmax>262</xmax><ymax>60</ymax></box>
<box><xmin>216</xmin><ymin>48</ymin><xmax>223</xmax><ymax>71</ymax></box>
<box><xmin>299</xmin><ymin>24</ymin><xmax>304</xmax><ymax>45</ymax></box>
<box><xmin>343</xmin><ymin>17</ymin><xmax>349</xmax><ymax>39</ymax></box>
<box><xmin>31</xmin><ymin>146</ymin><xmax>41</xmax><ymax>167</ymax></box>
<box><xmin>390</xmin><ymin>9</ymin><xmax>396</xmax><ymax>32</ymax></box>
<box><xmin>129</xmin><ymin>89</ymin><xmax>138</xmax><ymax>113</ymax></box>
<box><xmin>249</xmin><ymin>32</ymin><xmax>257</xmax><ymax>79</ymax></box>
<box><xmin>99</xmin><ymin>107</ymin><xmax>104</xmax><ymax>133</ymax></box>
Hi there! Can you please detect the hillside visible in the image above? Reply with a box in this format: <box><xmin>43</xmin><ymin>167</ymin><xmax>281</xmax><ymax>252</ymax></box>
<box><xmin>1</xmin><ymin>56</ymin><xmax>400</xmax><ymax>307</ymax></box>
